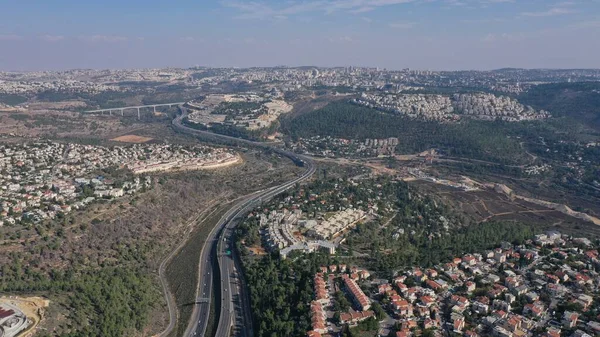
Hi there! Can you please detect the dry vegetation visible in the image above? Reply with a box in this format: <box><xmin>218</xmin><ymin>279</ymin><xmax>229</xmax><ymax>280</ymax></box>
<box><xmin>0</xmin><ymin>145</ymin><xmax>303</xmax><ymax>336</ymax></box>
<box><xmin>0</xmin><ymin>103</ymin><xmax>178</xmax><ymax>142</ymax></box>
<box><xmin>110</xmin><ymin>135</ymin><xmax>154</xmax><ymax>143</ymax></box>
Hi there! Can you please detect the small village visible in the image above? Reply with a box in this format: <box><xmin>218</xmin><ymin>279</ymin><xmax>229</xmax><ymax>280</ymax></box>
<box><xmin>0</xmin><ymin>141</ymin><xmax>237</xmax><ymax>225</ymax></box>
<box><xmin>291</xmin><ymin>136</ymin><xmax>399</xmax><ymax>158</ymax></box>
<box><xmin>305</xmin><ymin>232</ymin><xmax>600</xmax><ymax>337</ymax></box>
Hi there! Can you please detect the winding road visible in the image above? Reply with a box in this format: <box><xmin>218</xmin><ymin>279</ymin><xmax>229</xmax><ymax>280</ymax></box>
<box><xmin>167</xmin><ymin>106</ymin><xmax>315</xmax><ymax>337</ymax></box>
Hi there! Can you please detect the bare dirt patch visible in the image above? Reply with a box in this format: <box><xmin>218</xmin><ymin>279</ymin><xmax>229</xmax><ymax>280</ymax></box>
<box><xmin>111</xmin><ymin>134</ymin><xmax>154</xmax><ymax>143</ymax></box>
<box><xmin>411</xmin><ymin>180</ymin><xmax>600</xmax><ymax>237</ymax></box>
<box><xmin>247</xmin><ymin>246</ymin><xmax>267</xmax><ymax>255</ymax></box>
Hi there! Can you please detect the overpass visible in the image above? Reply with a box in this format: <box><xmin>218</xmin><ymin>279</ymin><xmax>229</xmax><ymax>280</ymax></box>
<box><xmin>84</xmin><ymin>102</ymin><xmax>185</xmax><ymax>118</ymax></box>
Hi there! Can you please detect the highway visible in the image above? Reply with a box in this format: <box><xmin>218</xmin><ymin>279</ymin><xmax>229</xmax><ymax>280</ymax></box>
<box><xmin>84</xmin><ymin>102</ymin><xmax>185</xmax><ymax>114</ymax></box>
<box><xmin>172</xmin><ymin>105</ymin><xmax>315</xmax><ymax>337</ymax></box>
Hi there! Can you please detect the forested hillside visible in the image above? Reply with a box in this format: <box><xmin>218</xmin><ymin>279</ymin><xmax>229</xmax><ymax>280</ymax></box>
<box><xmin>281</xmin><ymin>101</ymin><xmax>529</xmax><ymax>164</ymax></box>
<box><xmin>518</xmin><ymin>82</ymin><xmax>600</xmax><ymax>129</ymax></box>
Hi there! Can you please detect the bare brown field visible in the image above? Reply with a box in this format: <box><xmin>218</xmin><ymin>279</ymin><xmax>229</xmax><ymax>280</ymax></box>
<box><xmin>411</xmin><ymin>180</ymin><xmax>600</xmax><ymax>238</ymax></box>
<box><xmin>111</xmin><ymin>134</ymin><xmax>154</xmax><ymax>143</ymax></box>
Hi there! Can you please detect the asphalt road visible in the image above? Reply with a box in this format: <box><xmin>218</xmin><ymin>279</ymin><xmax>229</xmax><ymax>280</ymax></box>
<box><xmin>172</xmin><ymin>106</ymin><xmax>315</xmax><ymax>337</ymax></box>
<box><xmin>158</xmin><ymin>209</ymin><xmax>216</xmax><ymax>337</ymax></box>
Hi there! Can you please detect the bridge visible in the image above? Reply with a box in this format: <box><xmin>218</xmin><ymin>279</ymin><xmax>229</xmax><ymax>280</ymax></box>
<box><xmin>84</xmin><ymin>102</ymin><xmax>185</xmax><ymax>118</ymax></box>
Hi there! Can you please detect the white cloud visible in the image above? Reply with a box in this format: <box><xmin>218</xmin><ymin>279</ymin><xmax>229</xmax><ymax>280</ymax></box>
<box><xmin>84</xmin><ymin>35</ymin><xmax>129</xmax><ymax>42</ymax></box>
<box><xmin>482</xmin><ymin>33</ymin><xmax>496</xmax><ymax>42</ymax></box>
<box><xmin>39</xmin><ymin>35</ymin><xmax>65</xmax><ymax>42</ymax></box>
<box><xmin>520</xmin><ymin>7</ymin><xmax>576</xmax><ymax>17</ymax></box>
<box><xmin>388</xmin><ymin>21</ymin><xmax>416</xmax><ymax>29</ymax></box>
<box><xmin>221</xmin><ymin>0</ymin><xmax>559</xmax><ymax>20</ymax></box>
<box><xmin>445</xmin><ymin>0</ymin><xmax>467</xmax><ymax>6</ymax></box>
<box><xmin>481</xmin><ymin>32</ymin><xmax>514</xmax><ymax>42</ymax></box>
<box><xmin>483</xmin><ymin>0</ymin><xmax>514</xmax><ymax>3</ymax></box>
<box><xmin>221</xmin><ymin>0</ymin><xmax>418</xmax><ymax>19</ymax></box>
<box><xmin>327</xmin><ymin>35</ymin><xmax>356</xmax><ymax>43</ymax></box>
<box><xmin>350</xmin><ymin>6</ymin><xmax>376</xmax><ymax>13</ymax></box>
<box><xmin>461</xmin><ymin>17</ymin><xmax>506</xmax><ymax>23</ymax></box>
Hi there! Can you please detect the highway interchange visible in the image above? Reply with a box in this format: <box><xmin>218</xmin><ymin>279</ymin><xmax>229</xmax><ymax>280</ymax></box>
<box><xmin>172</xmin><ymin>106</ymin><xmax>316</xmax><ymax>337</ymax></box>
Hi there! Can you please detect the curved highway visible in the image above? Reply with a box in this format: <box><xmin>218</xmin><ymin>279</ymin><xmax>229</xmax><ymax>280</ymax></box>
<box><xmin>172</xmin><ymin>106</ymin><xmax>315</xmax><ymax>337</ymax></box>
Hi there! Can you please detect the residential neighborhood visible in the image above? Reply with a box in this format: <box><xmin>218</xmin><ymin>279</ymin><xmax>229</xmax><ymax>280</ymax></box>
<box><xmin>352</xmin><ymin>92</ymin><xmax>549</xmax><ymax>122</ymax></box>
<box><xmin>0</xmin><ymin>141</ymin><xmax>237</xmax><ymax>225</ymax></box>
<box><xmin>306</xmin><ymin>232</ymin><xmax>600</xmax><ymax>337</ymax></box>
<box><xmin>291</xmin><ymin>136</ymin><xmax>399</xmax><ymax>158</ymax></box>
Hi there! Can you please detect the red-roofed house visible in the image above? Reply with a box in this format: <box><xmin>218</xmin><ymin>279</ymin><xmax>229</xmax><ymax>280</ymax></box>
<box><xmin>379</xmin><ymin>283</ymin><xmax>393</xmax><ymax>295</ymax></box>
<box><xmin>562</xmin><ymin>311</ymin><xmax>579</xmax><ymax>328</ymax></box>
<box><xmin>342</xmin><ymin>274</ymin><xmax>371</xmax><ymax>311</ymax></box>
<box><xmin>425</xmin><ymin>279</ymin><xmax>442</xmax><ymax>291</ymax></box>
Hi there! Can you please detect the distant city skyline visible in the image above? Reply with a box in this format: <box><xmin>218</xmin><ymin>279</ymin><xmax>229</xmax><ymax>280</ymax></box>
<box><xmin>1</xmin><ymin>0</ymin><xmax>599</xmax><ymax>71</ymax></box>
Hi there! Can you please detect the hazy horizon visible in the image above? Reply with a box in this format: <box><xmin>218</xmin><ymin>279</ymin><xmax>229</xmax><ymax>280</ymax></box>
<box><xmin>2</xmin><ymin>64</ymin><xmax>600</xmax><ymax>73</ymax></box>
<box><xmin>1</xmin><ymin>0</ymin><xmax>600</xmax><ymax>71</ymax></box>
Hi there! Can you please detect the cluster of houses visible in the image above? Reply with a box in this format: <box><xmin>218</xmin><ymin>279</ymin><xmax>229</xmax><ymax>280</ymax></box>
<box><xmin>291</xmin><ymin>136</ymin><xmax>399</xmax><ymax>158</ymax></box>
<box><xmin>262</xmin><ymin>209</ymin><xmax>304</xmax><ymax>250</ymax></box>
<box><xmin>352</xmin><ymin>93</ymin><xmax>458</xmax><ymax>122</ymax></box>
<box><xmin>126</xmin><ymin>150</ymin><xmax>238</xmax><ymax>174</ymax></box>
<box><xmin>304</xmin><ymin>231</ymin><xmax>600</xmax><ymax>337</ymax></box>
<box><xmin>260</xmin><ymin>208</ymin><xmax>365</xmax><ymax>258</ymax></box>
<box><xmin>307</xmin><ymin>264</ymin><xmax>375</xmax><ymax>337</ymax></box>
<box><xmin>307</xmin><ymin>208</ymin><xmax>366</xmax><ymax>240</ymax></box>
<box><xmin>0</xmin><ymin>141</ymin><xmax>232</xmax><ymax>225</ymax></box>
<box><xmin>352</xmin><ymin>92</ymin><xmax>549</xmax><ymax>122</ymax></box>
<box><xmin>379</xmin><ymin>271</ymin><xmax>445</xmax><ymax>337</ymax></box>
<box><xmin>371</xmin><ymin>231</ymin><xmax>600</xmax><ymax>337</ymax></box>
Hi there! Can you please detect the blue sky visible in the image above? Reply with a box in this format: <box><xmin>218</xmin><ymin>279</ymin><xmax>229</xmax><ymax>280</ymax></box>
<box><xmin>0</xmin><ymin>0</ymin><xmax>599</xmax><ymax>70</ymax></box>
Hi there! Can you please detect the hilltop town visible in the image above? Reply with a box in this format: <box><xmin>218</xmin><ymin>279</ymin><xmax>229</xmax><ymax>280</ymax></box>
<box><xmin>352</xmin><ymin>92</ymin><xmax>549</xmax><ymax>122</ymax></box>
<box><xmin>0</xmin><ymin>141</ymin><xmax>237</xmax><ymax>225</ymax></box>
<box><xmin>185</xmin><ymin>93</ymin><xmax>292</xmax><ymax>131</ymax></box>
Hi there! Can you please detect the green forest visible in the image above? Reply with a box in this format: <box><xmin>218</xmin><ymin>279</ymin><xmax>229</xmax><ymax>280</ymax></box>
<box><xmin>518</xmin><ymin>82</ymin><xmax>600</xmax><ymax>129</ymax></box>
<box><xmin>281</xmin><ymin>101</ymin><xmax>531</xmax><ymax>165</ymax></box>
<box><xmin>351</xmin><ymin>221</ymin><xmax>535</xmax><ymax>275</ymax></box>
<box><xmin>239</xmin><ymin>252</ymin><xmax>333</xmax><ymax>337</ymax></box>
<box><xmin>0</xmin><ymin>265</ymin><xmax>154</xmax><ymax>337</ymax></box>
<box><xmin>0</xmin><ymin>93</ymin><xmax>28</xmax><ymax>105</ymax></box>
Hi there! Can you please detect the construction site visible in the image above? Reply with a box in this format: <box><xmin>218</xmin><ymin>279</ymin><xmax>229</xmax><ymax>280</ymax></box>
<box><xmin>0</xmin><ymin>296</ymin><xmax>48</xmax><ymax>337</ymax></box>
